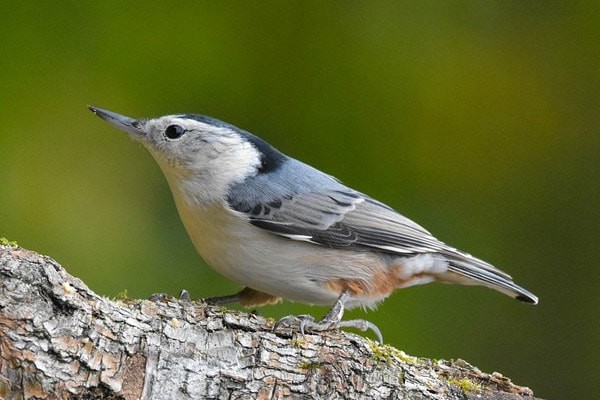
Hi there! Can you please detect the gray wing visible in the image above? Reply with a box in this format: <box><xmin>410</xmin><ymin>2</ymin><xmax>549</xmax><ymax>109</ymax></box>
<box><xmin>247</xmin><ymin>191</ymin><xmax>446</xmax><ymax>254</ymax></box>
<box><xmin>227</xmin><ymin>159</ymin><xmax>432</xmax><ymax>248</ymax></box>
<box><xmin>227</xmin><ymin>159</ymin><xmax>509</xmax><ymax>275</ymax></box>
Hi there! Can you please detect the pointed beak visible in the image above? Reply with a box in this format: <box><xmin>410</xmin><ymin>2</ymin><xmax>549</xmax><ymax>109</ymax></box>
<box><xmin>88</xmin><ymin>105</ymin><xmax>145</xmax><ymax>137</ymax></box>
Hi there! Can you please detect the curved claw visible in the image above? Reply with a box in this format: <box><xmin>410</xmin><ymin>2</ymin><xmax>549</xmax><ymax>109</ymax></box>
<box><xmin>298</xmin><ymin>319</ymin><xmax>307</xmax><ymax>335</ymax></box>
<box><xmin>366</xmin><ymin>321</ymin><xmax>383</xmax><ymax>344</ymax></box>
<box><xmin>273</xmin><ymin>315</ymin><xmax>296</xmax><ymax>332</ymax></box>
<box><xmin>273</xmin><ymin>314</ymin><xmax>315</xmax><ymax>335</ymax></box>
<box><xmin>337</xmin><ymin>319</ymin><xmax>383</xmax><ymax>343</ymax></box>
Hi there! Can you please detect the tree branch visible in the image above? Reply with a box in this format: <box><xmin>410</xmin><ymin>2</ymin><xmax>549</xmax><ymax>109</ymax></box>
<box><xmin>0</xmin><ymin>244</ymin><xmax>541</xmax><ymax>399</ymax></box>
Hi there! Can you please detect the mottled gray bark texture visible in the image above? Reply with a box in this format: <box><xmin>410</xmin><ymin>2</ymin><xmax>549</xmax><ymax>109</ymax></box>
<box><xmin>0</xmin><ymin>244</ymin><xmax>542</xmax><ymax>400</ymax></box>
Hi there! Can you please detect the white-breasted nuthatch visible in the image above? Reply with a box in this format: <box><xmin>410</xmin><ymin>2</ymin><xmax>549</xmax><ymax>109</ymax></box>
<box><xmin>89</xmin><ymin>106</ymin><xmax>538</xmax><ymax>342</ymax></box>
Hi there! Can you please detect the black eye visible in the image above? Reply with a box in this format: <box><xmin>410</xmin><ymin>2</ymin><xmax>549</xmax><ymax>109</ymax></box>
<box><xmin>165</xmin><ymin>125</ymin><xmax>185</xmax><ymax>140</ymax></box>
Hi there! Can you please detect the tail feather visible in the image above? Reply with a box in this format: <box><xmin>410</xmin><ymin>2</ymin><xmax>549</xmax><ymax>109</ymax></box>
<box><xmin>445</xmin><ymin>257</ymin><xmax>538</xmax><ymax>305</ymax></box>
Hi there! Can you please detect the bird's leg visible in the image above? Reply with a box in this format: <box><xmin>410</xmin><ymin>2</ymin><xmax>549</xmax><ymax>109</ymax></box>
<box><xmin>205</xmin><ymin>287</ymin><xmax>281</xmax><ymax>307</ymax></box>
<box><xmin>274</xmin><ymin>289</ymin><xmax>383</xmax><ymax>343</ymax></box>
<box><xmin>204</xmin><ymin>292</ymin><xmax>241</xmax><ymax>305</ymax></box>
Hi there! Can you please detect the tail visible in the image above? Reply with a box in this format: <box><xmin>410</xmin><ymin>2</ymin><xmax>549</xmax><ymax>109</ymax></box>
<box><xmin>442</xmin><ymin>251</ymin><xmax>539</xmax><ymax>304</ymax></box>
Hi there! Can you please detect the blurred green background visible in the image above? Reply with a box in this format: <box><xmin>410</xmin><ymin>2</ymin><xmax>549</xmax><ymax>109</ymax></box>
<box><xmin>1</xmin><ymin>2</ymin><xmax>598</xmax><ymax>398</ymax></box>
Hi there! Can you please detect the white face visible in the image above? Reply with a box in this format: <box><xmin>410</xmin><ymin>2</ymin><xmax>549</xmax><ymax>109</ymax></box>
<box><xmin>131</xmin><ymin>115</ymin><xmax>263</xmax><ymax>205</ymax></box>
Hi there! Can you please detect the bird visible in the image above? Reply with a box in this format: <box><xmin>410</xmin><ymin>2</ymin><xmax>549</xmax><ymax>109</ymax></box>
<box><xmin>89</xmin><ymin>105</ymin><xmax>538</xmax><ymax>342</ymax></box>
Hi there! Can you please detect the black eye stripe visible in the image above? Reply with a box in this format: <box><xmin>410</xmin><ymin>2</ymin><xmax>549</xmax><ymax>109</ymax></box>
<box><xmin>165</xmin><ymin>125</ymin><xmax>185</xmax><ymax>140</ymax></box>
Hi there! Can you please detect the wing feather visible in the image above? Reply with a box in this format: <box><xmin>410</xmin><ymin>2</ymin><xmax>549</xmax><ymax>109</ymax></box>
<box><xmin>230</xmin><ymin>178</ymin><xmax>512</xmax><ymax>279</ymax></box>
<box><xmin>232</xmin><ymin>177</ymin><xmax>453</xmax><ymax>256</ymax></box>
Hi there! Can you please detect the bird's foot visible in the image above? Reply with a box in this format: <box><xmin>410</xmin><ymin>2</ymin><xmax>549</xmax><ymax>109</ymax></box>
<box><xmin>148</xmin><ymin>289</ymin><xmax>192</xmax><ymax>302</ymax></box>
<box><xmin>273</xmin><ymin>290</ymin><xmax>383</xmax><ymax>342</ymax></box>
<box><xmin>273</xmin><ymin>314</ymin><xmax>383</xmax><ymax>343</ymax></box>
<box><xmin>147</xmin><ymin>292</ymin><xmax>170</xmax><ymax>302</ymax></box>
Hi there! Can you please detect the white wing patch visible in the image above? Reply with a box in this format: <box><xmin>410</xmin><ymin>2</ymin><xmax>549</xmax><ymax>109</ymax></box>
<box><xmin>278</xmin><ymin>233</ymin><xmax>314</xmax><ymax>242</ymax></box>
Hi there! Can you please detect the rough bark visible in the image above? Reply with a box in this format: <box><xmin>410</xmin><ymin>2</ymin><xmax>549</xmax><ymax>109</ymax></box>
<box><xmin>0</xmin><ymin>244</ymin><xmax>541</xmax><ymax>400</ymax></box>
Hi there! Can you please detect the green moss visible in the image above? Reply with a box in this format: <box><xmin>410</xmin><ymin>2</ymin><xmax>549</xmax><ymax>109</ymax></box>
<box><xmin>447</xmin><ymin>378</ymin><xmax>482</xmax><ymax>394</ymax></box>
<box><xmin>297</xmin><ymin>360</ymin><xmax>321</xmax><ymax>370</ymax></box>
<box><xmin>113</xmin><ymin>289</ymin><xmax>129</xmax><ymax>301</ymax></box>
<box><xmin>0</xmin><ymin>237</ymin><xmax>17</xmax><ymax>246</ymax></box>
<box><xmin>370</xmin><ymin>342</ymin><xmax>393</xmax><ymax>363</ymax></box>
<box><xmin>368</xmin><ymin>339</ymin><xmax>419</xmax><ymax>365</ymax></box>
<box><xmin>396</xmin><ymin>350</ymin><xmax>419</xmax><ymax>364</ymax></box>
<box><xmin>290</xmin><ymin>338</ymin><xmax>308</xmax><ymax>348</ymax></box>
